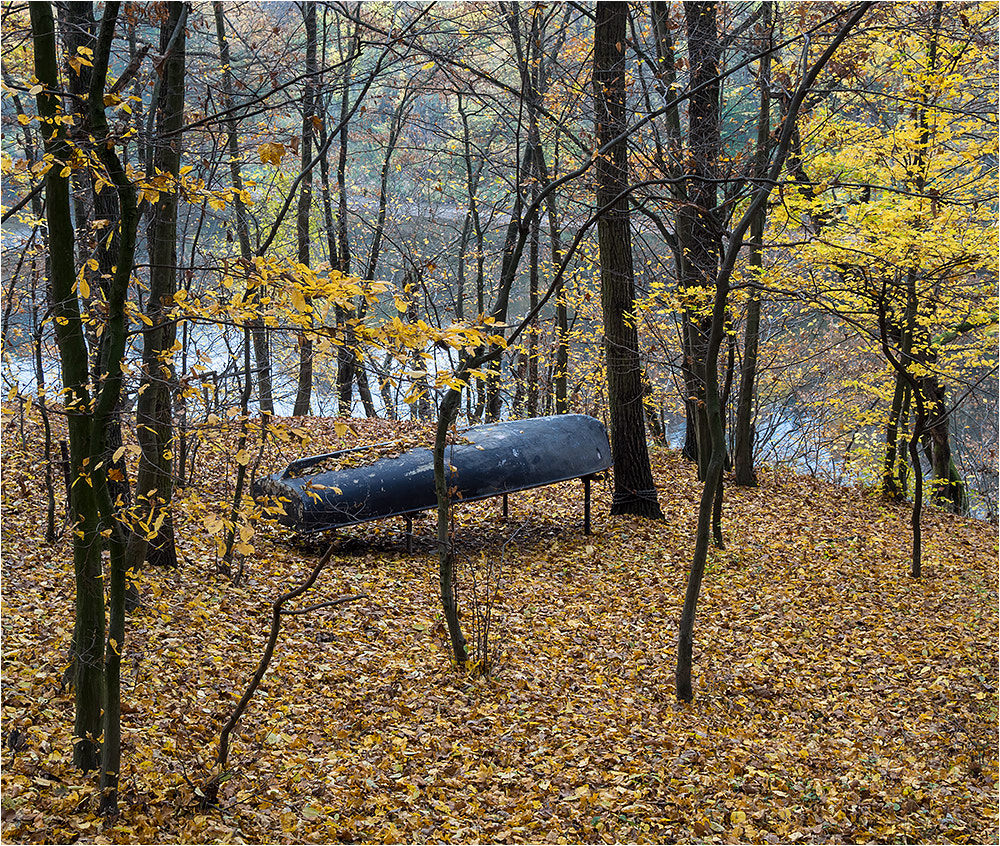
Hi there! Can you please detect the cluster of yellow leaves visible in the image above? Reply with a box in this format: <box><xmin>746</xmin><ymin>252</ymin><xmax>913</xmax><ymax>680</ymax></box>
<box><xmin>122</xmin><ymin>165</ymin><xmax>249</xmax><ymax>211</ymax></box>
<box><xmin>769</xmin><ymin>9</ymin><xmax>998</xmax><ymax>330</ymax></box>
<box><xmin>1</xmin><ymin>406</ymin><xmax>996</xmax><ymax>844</ymax></box>
<box><xmin>169</xmin><ymin>254</ymin><xmax>506</xmax><ymax>397</ymax></box>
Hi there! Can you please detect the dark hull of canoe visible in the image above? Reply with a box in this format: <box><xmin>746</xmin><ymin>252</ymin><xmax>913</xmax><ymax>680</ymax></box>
<box><xmin>253</xmin><ymin>414</ymin><xmax>612</xmax><ymax>532</ymax></box>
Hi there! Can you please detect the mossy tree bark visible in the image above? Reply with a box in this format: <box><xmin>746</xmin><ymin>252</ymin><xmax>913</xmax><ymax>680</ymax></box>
<box><xmin>31</xmin><ymin>2</ymin><xmax>139</xmax><ymax>789</ymax></box>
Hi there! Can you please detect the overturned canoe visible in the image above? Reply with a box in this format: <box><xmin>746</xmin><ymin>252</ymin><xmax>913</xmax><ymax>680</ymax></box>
<box><xmin>253</xmin><ymin>414</ymin><xmax>612</xmax><ymax>533</ymax></box>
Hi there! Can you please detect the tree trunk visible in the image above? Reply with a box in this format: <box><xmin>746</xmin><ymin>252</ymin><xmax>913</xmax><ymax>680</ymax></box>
<box><xmin>733</xmin><ymin>1</ymin><xmax>773</xmax><ymax>487</ymax></box>
<box><xmin>32</xmin><ymin>1</ymin><xmax>140</xmax><ymax>788</ymax></box>
<box><xmin>676</xmin><ymin>4</ymin><xmax>727</xmax><ymax>698</ymax></box>
<box><xmin>882</xmin><ymin>371</ymin><xmax>910</xmax><ymax>501</ymax></box>
<box><xmin>215</xmin><ymin>1</ymin><xmax>257</xmax><ymax>578</ymax></box>
<box><xmin>334</xmin><ymin>14</ymin><xmax>361</xmax><ymax>414</ymax></box>
<box><xmin>32</xmin><ymin>4</ymin><xmax>103</xmax><ymax>769</ymax></box>
<box><xmin>594</xmin><ymin>1</ymin><xmax>662</xmax><ymax>519</ymax></box>
<box><xmin>678</xmin><ymin>1</ymin><xmax>722</xmax><ymax>481</ymax></box>
<box><xmin>292</xmin><ymin>3</ymin><xmax>318</xmax><ymax>417</ymax></box>
<box><xmin>213</xmin><ymin>5</ymin><xmax>272</xmax><ymax>413</ymax></box>
<box><xmin>435</xmin><ymin>387</ymin><xmax>468</xmax><ymax>665</ymax></box>
<box><xmin>924</xmin><ymin>375</ymin><xmax>965</xmax><ymax>513</ymax></box>
<box><xmin>127</xmin><ymin>1</ymin><xmax>186</xmax><ymax>571</ymax></box>
<box><xmin>85</xmin><ymin>2</ymin><xmax>140</xmax><ymax>812</ymax></box>
<box><xmin>674</xmin><ymin>0</ymin><xmax>872</xmax><ymax>700</ymax></box>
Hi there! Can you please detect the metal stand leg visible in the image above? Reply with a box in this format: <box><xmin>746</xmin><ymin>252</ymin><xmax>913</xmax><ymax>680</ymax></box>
<box><xmin>502</xmin><ymin>492</ymin><xmax>509</xmax><ymax>520</ymax></box>
<box><xmin>584</xmin><ymin>476</ymin><xmax>592</xmax><ymax>536</ymax></box>
<box><xmin>405</xmin><ymin>514</ymin><xmax>413</xmax><ymax>553</ymax></box>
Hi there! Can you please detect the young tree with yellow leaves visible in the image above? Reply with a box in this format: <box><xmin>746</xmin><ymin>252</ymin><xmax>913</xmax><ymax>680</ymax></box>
<box><xmin>766</xmin><ymin>1</ymin><xmax>998</xmax><ymax>570</ymax></box>
<box><xmin>28</xmin><ymin>0</ymin><xmax>142</xmax><ymax>814</ymax></box>
<box><xmin>674</xmin><ymin>0</ymin><xmax>873</xmax><ymax>702</ymax></box>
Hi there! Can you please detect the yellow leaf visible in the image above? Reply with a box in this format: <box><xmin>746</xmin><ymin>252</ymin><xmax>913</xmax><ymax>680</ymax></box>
<box><xmin>289</xmin><ymin>287</ymin><xmax>307</xmax><ymax>313</ymax></box>
<box><xmin>235</xmin><ymin>449</ymin><xmax>250</xmax><ymax>466</ymax></box>
<box><xmin>258</xmin><ymin>141</ymin><xmax>286</xmax><ymax>166</ymax></box>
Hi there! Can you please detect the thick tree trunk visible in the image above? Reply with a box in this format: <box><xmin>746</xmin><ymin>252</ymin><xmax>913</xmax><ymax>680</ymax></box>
<box><xmin>127</xmin><ymin>1</ymin><xmax>185</xmax><ymax>571</ymax></box>
<box><xmin>678</xmin><ymin>1</ymin><xmax>722</xmax><ymax>481</ymax></box>
<box><xmin>925</xmin><ymin>376</ymin><xmax>965</xmax><ymax>513</ymax></box>
<box><xmin>594</xmin><ymin>2</ymin><xmax>662</xmax><ymax>519</ymax></box>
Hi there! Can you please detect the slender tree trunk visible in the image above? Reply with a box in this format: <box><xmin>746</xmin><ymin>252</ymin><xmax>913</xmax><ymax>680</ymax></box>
<box><xmin>292</xmin><ymin>4</ymin><xmax>318</xmax><ymax>417</ymax></box>
<box><xmin>882</xmin><ymin>371</ymin><xmax>910</xmax><ymax>501</ymax></box>
<box><xmin>486</xmin><ymin>149</ymin><xmax>532</xmax><ymax>422</ymax></box>
<box><xmin>334</xmin><ymin>13</ymin><xmax>361</xmax><ymax>414</ymax></box>
<box><xmin>533</xmin><ymin>141</ymin><xmax>568</xmax><ymax>415</ymax></box>
<box><xmin>734</xmin><ymin>1</ymin><xmax>773</xmax><ymax>487</ymax></box>
<box><xmin>213</xmin><ymin>4</ymin><xmax>272</xmax><ymax>412</ymax></box>
<box><xmin>214</xmin><ymin>2</ymin><xmax>257</xmax><ymax>574</ymax></box>
<box><xmin>31</xmin><ymin>1</ymin><xmax>104</xmax><ymax>771</ymax></box>
<box><xmin>675</xmin><ymin>0</ymin><xmax>871</xmax><ymax>700</ymax></box>
<box><xmin>456</xmin><ymin>91</ymin><xmax>488</xmax><ymax>416</ymax></box>
<box><xmin>676</xmin><ymin>1</ymin><xmax>728</xmax><ymax>690</ymax></box>
<box><xmin>436</xmin><ymin>388</ymin><xmax>467</xmax><ymax>665</ymax></box>
<box><xmin>527</xmin><ymin>195</ymin><xmax>540</xmax><ymax>417</ymax></box>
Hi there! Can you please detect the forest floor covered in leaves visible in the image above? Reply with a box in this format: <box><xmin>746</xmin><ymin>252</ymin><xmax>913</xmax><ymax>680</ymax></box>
<box><xmin>1</xmin><ymin>407</ymin><xmax>997</xmax><ymax>844</ymax></box>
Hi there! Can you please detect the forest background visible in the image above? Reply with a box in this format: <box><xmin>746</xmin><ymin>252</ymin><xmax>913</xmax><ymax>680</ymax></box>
<box><xmin>0</xmin><ymin>0</ymin><xmax>997</xmax><ymax>842</ymax></box>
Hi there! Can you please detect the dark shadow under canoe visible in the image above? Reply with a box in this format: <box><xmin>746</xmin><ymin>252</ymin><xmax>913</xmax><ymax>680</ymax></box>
<box><xmin>253</xmin><ymin>414</ymin><xmax>612</xmax><ymax>534</ymax></box>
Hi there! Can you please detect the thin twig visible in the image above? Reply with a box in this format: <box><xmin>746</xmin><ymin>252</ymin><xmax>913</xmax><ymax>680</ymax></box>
<box><xmin>282</xmin><ymin>595</ymin><xmax>366</xmax><ymax>615</ymax></box>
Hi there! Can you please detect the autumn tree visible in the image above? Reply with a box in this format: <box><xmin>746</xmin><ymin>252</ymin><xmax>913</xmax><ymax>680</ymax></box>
<box><xmin>769</xmin><ymin>1</ymin><xmax>997</xmax><ymax>570</ymax></box>
<box><xmin>28</xmin><ymin>1</ymin><xmax>141</xmax><ymax>813</ymax></box>
<box><xmin>675</xmin><ymin>1</ymin><xmax>873</xmax><ymax>702</ymax></box>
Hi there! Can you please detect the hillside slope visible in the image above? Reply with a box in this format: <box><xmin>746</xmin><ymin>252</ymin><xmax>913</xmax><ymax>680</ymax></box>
<box><xmin>2</xmin><ymin>409</ymin><xmax>996</xmax><ymax>843</ymax></box>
